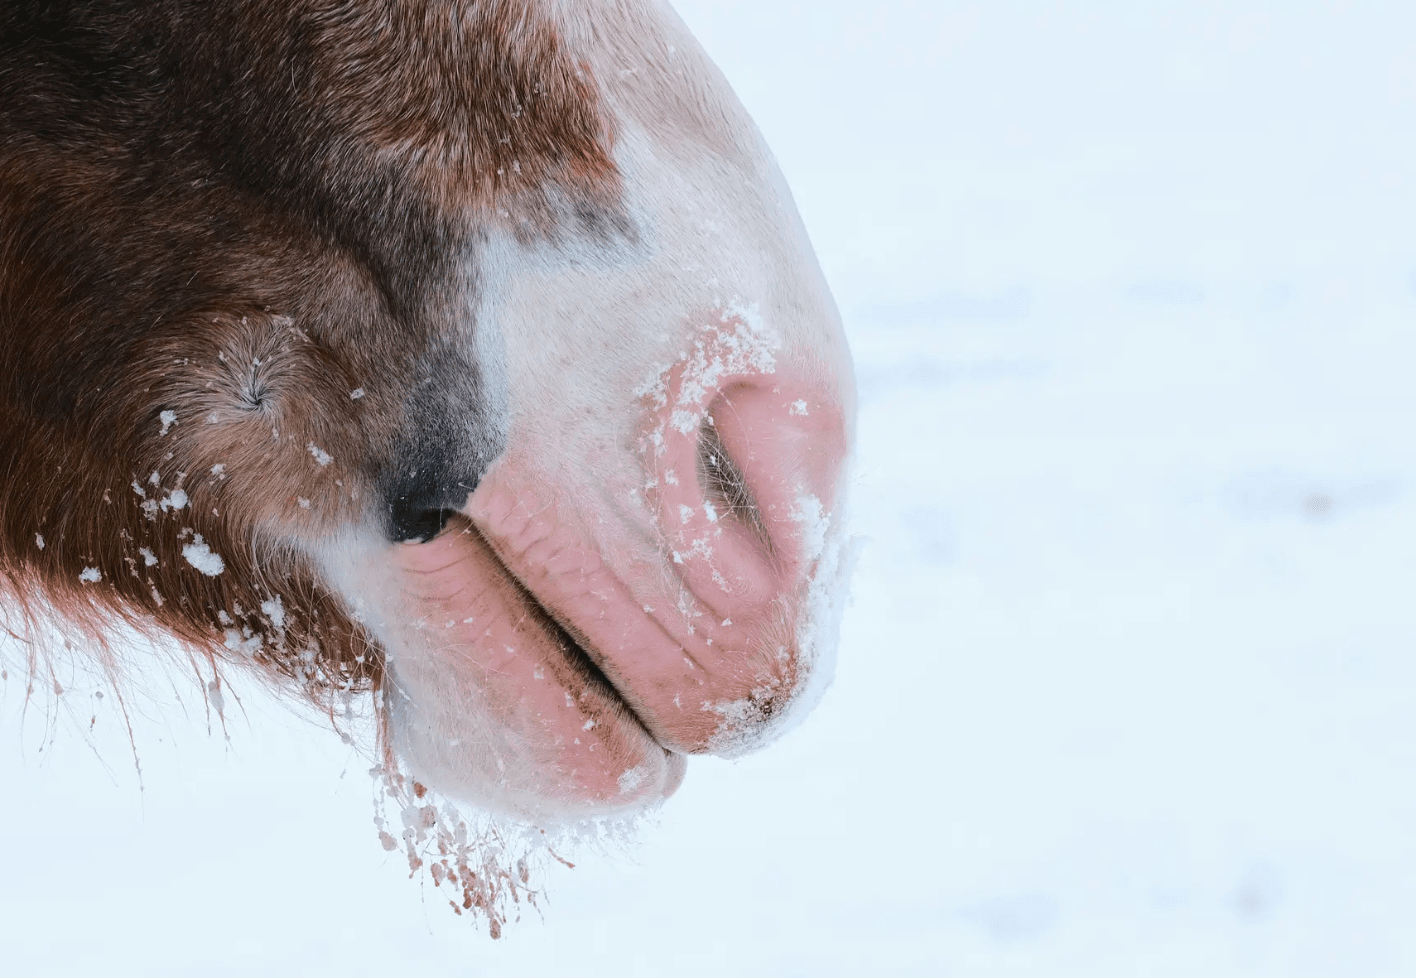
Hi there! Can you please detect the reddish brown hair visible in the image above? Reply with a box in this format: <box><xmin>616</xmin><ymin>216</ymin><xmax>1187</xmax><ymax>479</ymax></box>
<box><xmin>0</xmin><ymin>0</ymin><xmax>622</xmax><ymax>703</ymax></box>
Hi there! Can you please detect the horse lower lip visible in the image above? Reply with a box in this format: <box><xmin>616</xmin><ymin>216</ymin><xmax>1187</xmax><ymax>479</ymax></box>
<box><xmin>379</xmin><ymin>514</ymin><xmax>677</xmax><ymax>814</ymax></box>
<box><xmin>421</xmin><ymin>517</ymin><xmax>653</xmax><ymax>733</ymax></box>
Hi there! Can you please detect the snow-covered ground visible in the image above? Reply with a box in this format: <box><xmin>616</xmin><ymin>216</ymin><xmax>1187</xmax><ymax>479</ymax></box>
<box><xmin>4</xmin><ymin>2</ymin><xmax>1415</xmax><ymax>974</ymax></box>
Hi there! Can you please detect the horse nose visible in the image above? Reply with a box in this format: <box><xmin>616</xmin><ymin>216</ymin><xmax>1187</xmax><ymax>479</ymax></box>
<box><xmin>654</xmin><ymin>376</ymin><xmax>848</xmax><ymax>623</ymax></box>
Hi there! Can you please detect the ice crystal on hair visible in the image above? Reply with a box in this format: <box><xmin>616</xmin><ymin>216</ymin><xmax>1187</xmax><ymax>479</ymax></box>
<box><xmin>182</xmin><ymin>535</ymin><xmax>225</xmax><ymax>576</ymax></box>
<box><xmin>617</xmin><ymin>765</ymin><xmax>646</xmax><ymax>794</ymax></box>
<box><xmin>260</xmin><ymin>595</ymin><xmax>286</xmax><ymax>628</ymax></box>
<box><xmin>369</xmin><ymin>763</ymin><xmax>551</xmax><ymax>939</ymax></box>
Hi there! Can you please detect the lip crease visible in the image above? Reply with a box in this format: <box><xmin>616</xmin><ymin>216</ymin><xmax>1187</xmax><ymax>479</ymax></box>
<box><xmin>384</xmin><ymin>511</ymin><xmax>680</xmax><ymax>813</ymax></box>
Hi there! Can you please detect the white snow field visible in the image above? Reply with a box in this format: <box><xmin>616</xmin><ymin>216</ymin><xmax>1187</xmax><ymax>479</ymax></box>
<box><xmin>4</xmin><ymin>2</ymin><xmax>1415</xmax><ymax>974</ymax></box>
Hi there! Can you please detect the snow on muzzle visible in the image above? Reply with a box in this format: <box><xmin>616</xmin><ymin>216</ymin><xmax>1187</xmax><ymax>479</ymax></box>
<box><xmin>465</xmin><ymin>318</ymin><xmax>850</xmax><ymax>760</ymax></box>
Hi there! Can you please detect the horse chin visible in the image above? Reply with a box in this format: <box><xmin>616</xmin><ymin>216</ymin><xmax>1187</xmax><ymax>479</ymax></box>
<box><xmin>321</xmin><ymin>512</ymin><xmax>686</xmax><ymax>823</ymax></box>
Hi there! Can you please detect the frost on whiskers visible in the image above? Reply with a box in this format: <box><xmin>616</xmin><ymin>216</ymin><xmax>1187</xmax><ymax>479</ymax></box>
<box><xmin>367</xmin><ymin>755</ymin><xmax>641</xmax><ymax>939</ymax></box>
<box><xmin>704</xmin><ymin>498</ymin><xmax>861</xmax><ymax>757</ymax></box>
<box><xmin>370</xmin><ymin>765</ymin><xmax>537</xmax><ymax>939</ymax></box>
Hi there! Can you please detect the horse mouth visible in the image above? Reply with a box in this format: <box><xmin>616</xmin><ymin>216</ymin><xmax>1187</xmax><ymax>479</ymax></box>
<box><xmin>374</xmin><ymin>509</ymin><xmax>687</xmax><ymax>818</ymax></box>
<box><xmin>441</xmin><ymin>513</ymin><xmax>666</xmax><ymax>744</ymax></box>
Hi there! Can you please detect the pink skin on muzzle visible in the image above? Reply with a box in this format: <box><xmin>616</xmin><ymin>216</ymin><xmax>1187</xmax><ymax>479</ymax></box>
<box><xmin>392</xmin><ymin>313</ymin><xmax>848</xmax><ymax>810</ymax></box>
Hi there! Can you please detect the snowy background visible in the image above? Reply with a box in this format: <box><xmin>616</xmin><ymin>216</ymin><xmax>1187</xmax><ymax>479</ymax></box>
<box><xmin>4</xmin><ymin>2</ymin><xmax>1415</xmax><ymax>974</ymax></box>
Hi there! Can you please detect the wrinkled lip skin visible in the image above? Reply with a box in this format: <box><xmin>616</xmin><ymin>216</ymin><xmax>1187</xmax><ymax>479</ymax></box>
<box><xmin>386</xmin><ymin>508</ymin><xmax>691</xmax><ymax>819</ymax></box>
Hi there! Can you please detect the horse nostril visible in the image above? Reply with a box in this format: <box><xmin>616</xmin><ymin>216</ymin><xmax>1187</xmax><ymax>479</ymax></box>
<box><xmin>387</xmin><ymin>502</ymin><xmax>455</xmax><ymax>544</ymax></box>
<box><xmin>697</xmin><ymin>416</ymin><xmax>771</xmax><ymax>552</ymax></box>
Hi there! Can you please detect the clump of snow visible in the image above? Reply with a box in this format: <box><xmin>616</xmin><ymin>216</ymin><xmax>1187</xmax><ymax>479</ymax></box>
<box><xmin>78</xmin><ymin>567</ymin><xmax>101</xmax><ymax>584</ymax></box>
<box><xmin>223</xmin><ymin>629</ymin><xmax>261</xmax><ymax>654</ymax></box>
<box><xmin>34</xmin><ymin>534</ymin><xmax>43</xmax><ymax>550</ymax></box>
<box><xmin>350</xmin><ymin>388</ymin><xmax>365</xmax><ymax>400</ymax></box>
<box><xmin>159</xmin><ymin>489</ymin><xmax>188</xmax><ymax>512</ymax></box>
<box><xmin>138</xmin><ymin>548</ymin><xmax>158</xmax><ymax>567</ymax></box>
<box><xmin>182</xmin><ymin>536</ymin><xmax>225</xmax><ymax>576</ymax></box>
<box><xmin>789</xmin><ymin>493</ymin><xmax>828</xmax><ymax>563</ymax></box>
<box><xmin>260</xmin><ymin>596</ymin><xmax>286</xmax><ymax>629</ymax></box>
<box><xmin>617</xmin><ymin>766</ymin><xmax>646</xmax><ymax>794</ymax></box>
<box><xmin>307</xmin><ymin>443</ymin><xmax>333</xmax><ymax>466</ymax></box>
<box><xmin>158</xmin><ymin>410</ymin><xmax>177</xmax><ymax>436</ymax></box>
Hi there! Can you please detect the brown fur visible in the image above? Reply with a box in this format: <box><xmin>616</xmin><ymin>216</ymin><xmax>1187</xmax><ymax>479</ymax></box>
<box><xmin>0</xmin><ymin>0</ymin><xmax>623</xmax><ymax>704</ymax></box>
